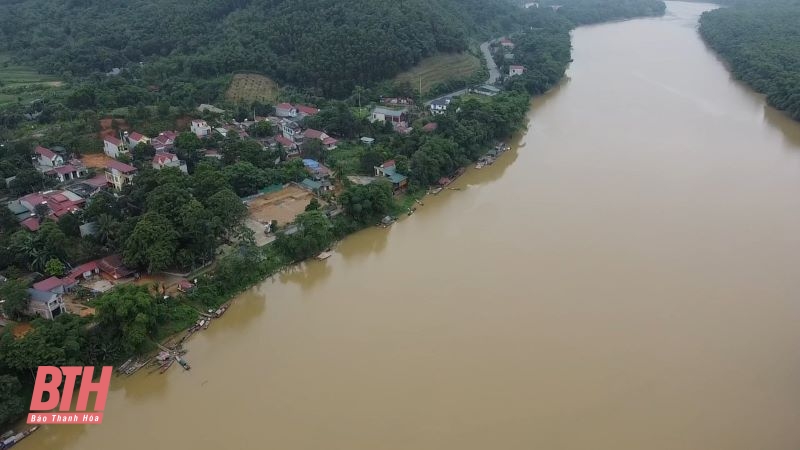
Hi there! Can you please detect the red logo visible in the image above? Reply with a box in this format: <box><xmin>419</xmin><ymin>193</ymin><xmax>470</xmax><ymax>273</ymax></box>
<box><xmin>26</xmin><ymin>366</ymin><xmax>112</xmax><ymax>424</ymax></box>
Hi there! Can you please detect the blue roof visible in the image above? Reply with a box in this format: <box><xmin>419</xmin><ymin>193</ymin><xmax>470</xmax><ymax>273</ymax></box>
<box><xmin>302</xmin><ymin>159</ymin><xmax>320</xmax><ymax>168</ymax></box>
<box><xmin>387</xmin><ymin>173</ymin><xmax>407</xmax><ymax>184</ymax></box>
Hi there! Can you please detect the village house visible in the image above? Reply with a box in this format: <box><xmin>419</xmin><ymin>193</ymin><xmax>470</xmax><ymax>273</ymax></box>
<box><xmin>126</xmin><ymin>132</ymin><xmax>150</xmax><ymax>149</ymax></box>
<box><xmin>18</xmin><ymin>190</ymin><xmax>85</xmax><ymax>222</ymax></box>
<box><xmin>302</xmin><ymin>159</ymin><xmax>333</xmax><ymax>188</ymax></box>
<box><xmin>374</xmin><ymin>160</ymin><xmax>408</xmax><ymax>192</ymax></box>
<box><xmin>281</xmin><ymin>119</ymin><xmax>303</xmax><ymax>141</ymax></box>
<box><xmin>103</xmin><ymin>135</ymin><xmax>127</xmax><ymax>158</ymax></box>
<box><xmin>191</xmin><ymin>119</ymin><xmax>212</xmax><ymax>137</ymax></box>
<box><xmin>34</xmin><ymin>146</ymin><xmax>64</xmax><ymax>167</ymax></box>
<box><xmin>471</xmin><ymin>84</ymin><xmax>502</xmax><ymax>96</ymax></box>
<box><xmin>303</xmin><ymin>129</ymin><xmax>338</xmax><ymax>150</ymax></box>
<box><xmin>45</xmin><ymin>163</ymin><xmax>87</xmax><ymax>183</ymax></box>
<box><xmin>151</xmin><ymin>131</ymin><xmax>178</xmax><ymax>152</ymax></box>
<box><xmin>500</xmin><ymin>37</ymin><xmax>515</xmax><ymax>49</ymax></box>
<box><xmin>370</xmin><ymin>107</ymin><xmax>409</xmax><ymax>126</ymax></box>
<box><xmin>296</xmin><ymin>104</ymin><xmax>320</xmax><ymax>117</ymax></box>
<box><xmin>66</xmin><ymin>260</ymin><xmax>101</xmax><ymax>283</ymax></box>
<box><xmin>275</xmin><ymin>103</ymin><xmax>298</xmax><ymax>118</ymax></box>
<box><xmin>152</xmin><ymin>152</ymin><xmax>188</xmax><ymax>173</ymax></box>
<box><xmin>32</xmin><ymin>276</ymin><xmax>76</xmax><ymax>294</ymax></box>
<box><xmin>509</xmin><ymin>65</ymin><xmax>525</xmax><ymax>77</ymax></box>
<box><xmin>26</xmin><ymin>288</ymin><xmax>66</xmax><ymax>320</ymax></box>
<box><xmin>98</xmin><ymin>254</ymin><xmax>135</xmax><ymax>279</ymax></box>
<box><xmin>105</xmin><ymin>160</ymin><xmax>137</xmax><ymax>190</ymax></box>
<box><xmin>380</xmin><ymin>97</ymin><xmax>414</xmax><ymax>106</ymax></box>
<box><xmin>275</xmin><ymin>135</ymin><xmax>300</xmax><ymax>158</ymax></box>
<box><xmin>430</xmin><ymin>97</ymin><xmax>452</xmax><ymax>115</ymax></box>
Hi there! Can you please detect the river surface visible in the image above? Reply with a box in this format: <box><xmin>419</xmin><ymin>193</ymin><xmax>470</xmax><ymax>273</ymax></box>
<box><xmin>23</xmin><ymin>2</ymin><xmax>800</xmax><ymax>449</ymax></box>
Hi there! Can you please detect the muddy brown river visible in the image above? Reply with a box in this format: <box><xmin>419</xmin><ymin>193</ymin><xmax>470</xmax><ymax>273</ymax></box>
<box><xmin>22</xmin><ymin>2</ymin><xmax>800</xmax><ymax>449</ymax></box>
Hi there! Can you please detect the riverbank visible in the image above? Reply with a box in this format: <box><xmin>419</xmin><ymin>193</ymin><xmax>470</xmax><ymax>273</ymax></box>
<box><xmin>0</xmin><ymin>0</ymin><xmax>672</xmax><ymax>432</ymax></box>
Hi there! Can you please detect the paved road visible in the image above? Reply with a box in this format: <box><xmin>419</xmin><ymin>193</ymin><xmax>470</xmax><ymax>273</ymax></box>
<box><xmin>480</xmin><ymin>41</ymin><xmax>500</xmax><ymax>84</ymax></box>
<box><xmin>425</xmin><ymin>40</ymin><xmax>498</xmax><ymax>107</ymax></box>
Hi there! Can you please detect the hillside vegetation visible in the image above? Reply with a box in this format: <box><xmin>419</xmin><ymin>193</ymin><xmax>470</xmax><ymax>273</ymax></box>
<box><xmin>699</xmin><ymin>0</ymin><xmax>800</xmax><ymax>120</ymax></box>
<box><xmin>0</xmin><ymin>0</ymin><xmax>521</xmax><ymax>98</ymax></box>
<box><xmin>394</xmin><ymin>53</ymin><xmax>483</xmax><ymax>95</ymax></box>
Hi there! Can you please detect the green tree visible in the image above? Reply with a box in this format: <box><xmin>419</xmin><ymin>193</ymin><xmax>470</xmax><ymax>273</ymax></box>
<box><xmin>10</xmin><ymin>169</ymin><xmax>51</xmax><ymax>196</ymax></box>
<box><xmin>339</xmin><ymin>182</ymin><xmax>394</xmax><ymax>223</ymax></box>
<box><xmin>45</xmin><ymin>258</ymin><xmax>66</xmax><ymax>277</ymax></box>
<box><xmin>250</xmin><ymin>121</ymin><xmax>275</xmax><ymax>138</ymax></box>
<box><xmin>0</xmin><ymin>375</ymin><xmax>27</xmax><ymax>427</ymax></box>
<box><xmin>94</xmin><ymin>284</ymin><xmax>160</xmax><ymax>354</ymax></box>
<box><xmin>305</xmin><ymin>198</ymin><xmax>321</xmax><ymax>211</ymax></box>
<box><xmin>123</xmin><ymin>212</ymin><xmax>178</xmax><ymax>272</ymax></box>
<box><xmin>0</xmin><ymin>279</ymin><xmax>29</xmax><ymax>319</ymax></box>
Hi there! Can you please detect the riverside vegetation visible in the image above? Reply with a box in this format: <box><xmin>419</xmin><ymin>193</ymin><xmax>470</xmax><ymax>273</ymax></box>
<box><xmin>0</xmin><ymin>0</ymin><xmax>667</xmax><ymax>428</ymax></box>
<box><xmin>699</xmin><ymin>0</ymin><xmax>800</xmax><ymax>120</ymax></box>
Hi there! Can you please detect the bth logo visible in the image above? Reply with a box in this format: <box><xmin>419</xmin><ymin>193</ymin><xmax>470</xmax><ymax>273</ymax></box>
<box><xmin>27</xmin><ymin>366</ymin><xmax>112</xmax><ymax>425</ymax></box>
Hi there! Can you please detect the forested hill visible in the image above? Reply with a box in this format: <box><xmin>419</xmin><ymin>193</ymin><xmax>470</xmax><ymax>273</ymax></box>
<box><xmin>0</xmin><ymin>0</ymin><xmax>521</xmax><ymax>97</ymax></box>
<box><xmin>699</xmin><ymin>0</ymin><xmax>800</xmax><ymax>120</ymax></box>
<box><xmin>544</xmin><ymin>0</ymin><xmax>666</xmax><ymax>25</ymax></box>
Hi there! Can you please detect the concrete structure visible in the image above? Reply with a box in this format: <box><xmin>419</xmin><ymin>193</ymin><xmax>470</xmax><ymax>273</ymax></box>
<box><xmin>105</xmin><ymin>160</ymin><xmax>137</xmax><ymax>190</ymax></box>
<box><xmin>152</xmin><ymin>152</ymin><xmax>188</xmax><ymax>173</ymax></box>
<box><xmin>103</xmin><ymin>135</ymin><xmax>127</xmax><ymax>158</ymax></box>
<box><xmin>27</xmin><ymin>288</ymin><xmax>66</xmax><ymax>320</ymax></box>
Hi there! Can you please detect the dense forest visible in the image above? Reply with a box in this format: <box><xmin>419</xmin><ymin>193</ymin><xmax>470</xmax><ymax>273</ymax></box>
<box><xmin>699</xmin><ymin>0</ymin><xmax>800</xmax><ymax>120</ymax></box>
<box><xmin>544</xmin><ymin>0</ymin><xmax>665</xmax><ymax>24</ymax></box>
<box><xmin>0</xmin><ymin>0</ymin><xmax>525</xmax><ymax>98</ymax></box>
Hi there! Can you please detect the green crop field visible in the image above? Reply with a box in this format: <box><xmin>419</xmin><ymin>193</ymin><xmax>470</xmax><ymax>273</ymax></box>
<box><xmin>0</xmin><ymin>53</ymin><xmax>62</xmax><ymax>106</ymax></box>
<box><xmin>394</xmin><ymin>52</ymin><xmax>481</xmax><ymax>95</ymax></box>
<box><xmin>225</xmin><ymin>73</ymin><xmax>280</xmax><ymax>104</ymax></box>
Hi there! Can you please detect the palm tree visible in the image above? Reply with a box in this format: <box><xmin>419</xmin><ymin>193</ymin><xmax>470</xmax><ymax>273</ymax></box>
<box><xmin>96</xmin><ymin>214</ymin><xmax>119</xmax><ymax>249</ymax></box>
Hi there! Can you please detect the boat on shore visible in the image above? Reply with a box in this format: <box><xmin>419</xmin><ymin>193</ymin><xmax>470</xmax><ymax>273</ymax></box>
<box><xmin>2</xmin><ymin>426</ymin><xmax>40</xmax><ymax>449</ymax></box>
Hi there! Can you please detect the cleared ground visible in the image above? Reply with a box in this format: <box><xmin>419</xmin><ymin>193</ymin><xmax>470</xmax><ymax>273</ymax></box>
<box><xmin>225</xmin><ymin>73</ymin><xmax>280</xmax><ymax>104</ymax></box>
<box><xmin>394</xmin><ymin>52</ymin><xmax>481</xmax><ymax>94</ymax></box>
<box><xmin>246</xmin><ymin>184</ymin><xmax>317</xmax><ymax>226</ymax></box>
<box><xmin>81</xmin><ymin>153</ymin><xmax>115</xmax><ymax>168</ymax></box>
<box><xmin>0</xmin><ymin>53</ymin><xmax>62</xmax><ymax>106</ymax></box>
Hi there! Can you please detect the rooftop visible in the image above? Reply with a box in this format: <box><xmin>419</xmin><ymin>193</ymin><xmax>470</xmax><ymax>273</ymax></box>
<box><xmin>106</xmin><ymin>160</ymin><xmax>137</xmax><ymax>173</ymax></box>
<box><xmin>35</xmin><ymin>146</ymin><xmax>57</xmax><ymax>159</ymax></box>
<box><xmin>372</xmin><ymin>106</ymin><xmax>408</xmax><ymax>117</ymax></box>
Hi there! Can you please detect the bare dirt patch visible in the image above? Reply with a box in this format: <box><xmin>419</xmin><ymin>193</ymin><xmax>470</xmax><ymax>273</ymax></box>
<box><xmin>80</xmin><ymin>153</ymin><xmax>114</xmax><ymax>168</ymax></box>
<box><xmin>226</xmin><ymin>73</ymin><xmax>280</xmax><ymax>104</ymax></box>
<box><xmin>246</xmin><ymin>184</ymin><xmax>318</xmax><ymax>226</ymax></box>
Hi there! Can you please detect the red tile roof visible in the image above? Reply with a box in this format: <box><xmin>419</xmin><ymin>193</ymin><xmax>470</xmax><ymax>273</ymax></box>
<box><xmin>381</xmin><ymin>160</ymin><xmax>396</xmax><ymax>169</ymax></box>
<box><xmin>84</xmin><ymin>174</ymin><xmax>110</xmax><ymax>188</ymax></box>
<box><xmin>98</xmin><ymin>254</ymin><xmax>134</xmax><ymax>279</ymax></box>
<box><xmin>21</xmin><ymin>217</ymin><xmax>40</xmax><ymax>231</ymax></box>
<box><xmin>304</xmin><ymin>129</ymin><xmax>324</xmax><ymax>139</ymax></box>
<box><xmin>33</xmin><ymin>276</ymin><xmax>63</xmax><ymax>292</ymax></box>
<box><xmin>276</xmin><ymin>103</ymin><xmax>294</xmax><ymax>111</ymax></box>
<box><xmin>65</xmin><ymin>260</ymin><xmax>99</xmax><ymax>281</ymax></box>
<box><xmin>104</xmin><ymin>135</ymin><xmax>122</xmax><ymax>146</ymax></box>
<box><xmin>46</xmin><ymin>164</ymin><xmax>82</xmax><ymax>175</ymax></box>
<box><xmin>35</xmin><ymin>146</ymin><xmax>57</xmax><ymax>159</ymax></box>
<box><xmin>128</xmin><ymin>132</ymin><xmax>146</xmax><ymax>141</ymax></box>
<box><xmin>322</xmin><ymin>137</ymin><xmax>338</xmax><ymax>146</ymax></box>
<box><xmin>422</xmin><ymin>122</ymin><xmax>438</xmax><ymax>132</ymax></box>
<box><xmin>510</xmin><ymin>65</ymin><xmax>524</xmax><ymax>70</ymax></box>
<box><xmin>296</xmin><ymin>104</ymin><xmax>319</xmax><ymax>115</ymax></box>
<box><xmin>275</xmin><ymin>135</ymin><xmax>296</xmax><ymax>147</ymax></box>
<box><xmin>106</xmin><ymin>160</ymin><xmax>137</xmax><ymax>173</ymax></box>
<box><xmin>152</xmin><ymin>152</ymin><xmax>177</xmax><ymax>165</ymax></box>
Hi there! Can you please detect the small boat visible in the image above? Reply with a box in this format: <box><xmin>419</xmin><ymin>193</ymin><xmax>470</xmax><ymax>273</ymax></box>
<box><xmin>160</xmin><ymin>359</ymin><xmax>174</xmax><ymax>374</ymax></box>
<box><xmin>475</xmin><ymin>162</ymin><xmax>485</xmax><ymax>169</ymax></box>
<box><xmin>177</xmin><ymin>357</ymin><xmax>191</xmax><ymax>371</ymax></box>
<box><xmin>214</xmin><ymin>306</ymin><xmax>228</xmax><ymax>318</ymax></box>
<box><xmin>316</xmin><ymin>251</ymin><xmax>332</xmax><ymax>260</ymax></box>
<box><xmin>429</xmin><ymin>187</ymin><xmax>443</xmax><ymax>195</ymax></box>
<box><xmin>202</xmin><ymin>320</ymin><xmax>210</xmax><ymax>330</ymax></box>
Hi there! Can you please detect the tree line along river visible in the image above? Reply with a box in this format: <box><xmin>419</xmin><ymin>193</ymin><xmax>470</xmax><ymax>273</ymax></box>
<box><xmin>21</xmin><ymin>2</ymin><xmax>800</xmax><ymax>449</ymax></box>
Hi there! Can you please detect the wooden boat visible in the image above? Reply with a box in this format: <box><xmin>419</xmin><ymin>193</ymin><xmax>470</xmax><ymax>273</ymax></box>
<box><xmin>316</xmin><ymin>251</ymin><xmax>332</xmax><ymax>260</ymax></box>
<box><xmin>177</xmin><ymin>357</ymin><xmax>191</xmax><ymax>371</ymax></box>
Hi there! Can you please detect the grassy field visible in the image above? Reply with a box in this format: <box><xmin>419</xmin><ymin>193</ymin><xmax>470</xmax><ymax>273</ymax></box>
<box><xmin>225</xmin><ymin>73</ymin><xmax>280</xmax><ymax>104</ymax></box>
<box><xmin>394</xmin><ymin>52</ymin><xmax>481</xmax><ymax>95</ymax></box>
<box><xmin>0</xmin><ymin>53</ymin><xmax>62</xmax><ymax>106</ymax></box>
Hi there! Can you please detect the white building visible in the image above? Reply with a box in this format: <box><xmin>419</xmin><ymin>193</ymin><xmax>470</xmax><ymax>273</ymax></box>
<box><xmin>103</xmin><ymin>136</ymin><xmax>127</xmax><ymax>158</ymax></box>
<box><xmin>509</xmin><ymin>65</ymin><xmax>525</xmax><ymax>77</ymax></box>
<box><xmin>152</xmin><ymin>152</ymin><xmax>188</xmax><ymax>173</ymax></box>
<box><xmin>34</xmin><ymin>146</ymin><xmax>64</xmax><ymax>167</ymax></box>
<box><xmin>191</xmin><ymin>119</ymin><xmax>212</xmax><ymax>137</ymax></box>
<box><xmin>27</xmin><ymin>289</ymin><xmax>66</xmax><ymax>320</ymax></box>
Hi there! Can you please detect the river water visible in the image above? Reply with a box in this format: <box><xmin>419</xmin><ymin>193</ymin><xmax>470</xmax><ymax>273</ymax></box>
<box><xmin>23</xmin><ymin>2</ymin><xmax>800</xmax><ymax>449</ymax></box>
